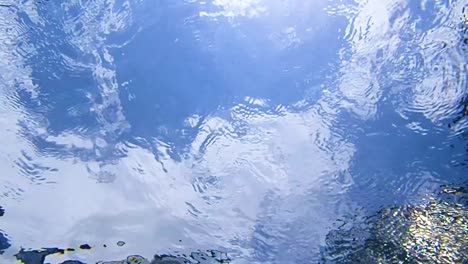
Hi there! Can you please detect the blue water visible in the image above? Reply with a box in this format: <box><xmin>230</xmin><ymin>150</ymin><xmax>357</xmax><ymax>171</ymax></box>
<box><xmin>0</xmin><ymin>0</ymin><xmax>467</xmax><ymax>263</ymax></box>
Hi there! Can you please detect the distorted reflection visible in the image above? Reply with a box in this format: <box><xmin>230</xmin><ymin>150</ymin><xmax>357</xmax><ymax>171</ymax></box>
<box><xmin>0</xmin><ymin>0</ymin><xmax>466</xmax><ymax>263</ymax></box>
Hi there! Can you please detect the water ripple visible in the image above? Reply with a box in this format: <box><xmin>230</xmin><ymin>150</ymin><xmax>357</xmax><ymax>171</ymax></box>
<box><xmin>0</xmin><ymin>0</ymin><xmax>467</xmax><ymax>263</ymax></box>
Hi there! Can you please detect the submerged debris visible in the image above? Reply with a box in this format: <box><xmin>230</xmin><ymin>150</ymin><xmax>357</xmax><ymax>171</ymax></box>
<box><xmin>12</xmin><ymin>247</ymin><xmax>230</xmax><ymax>264</ymax></box>
<box><xmin>116</xmin><ymin>241</ymin><xmax>126</xmax><ymax>247</ymax></box>
<box><xmin>0</xmin><ymin>205</ymin><xmax>231</xmax><ymax>264</ymax></box>
<box><xmin>97</xmin><ymin>255</ymin><xmax>149</xmax><ymax>264</ymax></box>
<box><xmin>92</xmin><ymin>251</ymin><xmax>231</xmax><ymax>264</ymax></box>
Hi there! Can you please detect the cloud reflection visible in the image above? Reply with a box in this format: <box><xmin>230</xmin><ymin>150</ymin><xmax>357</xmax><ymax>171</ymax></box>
<box><xmin>0</xmin><ymin>0</ymin><xmax>466</xmax><ymax>263</ymax></box>
<box><xmin>199</xmin><ymin>0</ymin><xmax>266</xmax><ymax>18</ymax></box>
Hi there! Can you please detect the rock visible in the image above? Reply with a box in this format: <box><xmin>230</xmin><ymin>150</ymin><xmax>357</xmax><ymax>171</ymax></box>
<box><xmin>322</xmin><ymin>184</ymin><xmax>468</xmax><ymax>263</ymax></box>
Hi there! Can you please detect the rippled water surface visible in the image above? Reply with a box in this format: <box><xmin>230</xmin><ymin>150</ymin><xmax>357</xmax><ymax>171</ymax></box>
<box><xmin>0</xmin><ymin>0</ymin><xmax>467</xmax><ymax>263</ymax></box>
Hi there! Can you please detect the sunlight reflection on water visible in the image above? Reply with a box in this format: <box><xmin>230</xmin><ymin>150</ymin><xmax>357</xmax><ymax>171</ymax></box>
<box><xmin>0</xmin><ymin>0</ymin><xmax>466</xmax><ymax>263</ymax></box>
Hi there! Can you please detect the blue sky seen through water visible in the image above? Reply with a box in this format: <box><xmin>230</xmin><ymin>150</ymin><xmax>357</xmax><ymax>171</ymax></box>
<box><xmin>0</xmin><ymin>0</ymin><xmax>467</xmax><ymax>263</ymax></box>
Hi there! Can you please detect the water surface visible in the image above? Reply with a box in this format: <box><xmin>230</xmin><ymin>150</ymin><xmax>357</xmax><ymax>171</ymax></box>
<box><xmin>0</xmin><ymin>0</ymin><xmax>467</xmax><ymax>263</ymax></box>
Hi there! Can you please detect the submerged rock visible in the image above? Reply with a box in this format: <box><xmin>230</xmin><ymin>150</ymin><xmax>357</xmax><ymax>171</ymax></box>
<box><xmin>98</xmin><ymin>251</ymin><xmax>231</xmax><ymax>264</ymax></box>
<box><xmin>322</xmin><ymin>185</ymin><xmax>468</xmax><ymax>263</ymax></box>
<box><xmin>0</xmin><ymin>206</ymin><xmax>10</xmax><ymax>255</ymax></box>
<box><xmin>355</xmin><ymin>201</ymin><xmax>467</xmax><ymax>263</ymax></box>
<box><xmin>15</xmin><ymin>248</ymin><xmax>64</xmax><ymax>264</ymax></box>
<box><xmin>12</xmin><ymin>248</ymin><xmax>230</xmax><ymax>264</ymax></box>
<box><xmin>97</xmin><ymin>255</ymin><xmax>149</xmax><ymax>264</ymax></box>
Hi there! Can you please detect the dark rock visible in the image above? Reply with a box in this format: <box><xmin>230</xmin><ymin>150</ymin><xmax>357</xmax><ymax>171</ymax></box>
<box><xmin>78</xmin><ymin>244</ymin><xmax>92</xmax><ymax>250</ymax></box>
<box><xmin>15</xmin><ymin>248</ymin><xmax>62</xmax><ymax>264</ymax></box>
<box><xmin>0</xmin><ymin>232</ymin><xmax>10</xmax><ymax>254</ymax></box>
